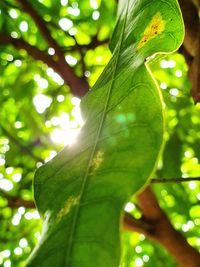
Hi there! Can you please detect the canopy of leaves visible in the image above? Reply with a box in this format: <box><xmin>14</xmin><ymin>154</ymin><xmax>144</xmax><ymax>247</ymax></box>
<box><xmin>0</xmin><ymin>0</ymin><xmax>199</xmax><ymax>267</ymax></box>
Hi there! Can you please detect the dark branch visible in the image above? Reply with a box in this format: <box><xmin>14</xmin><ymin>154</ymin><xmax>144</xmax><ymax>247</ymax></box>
<box><xmin>0</xmin><ymin>125</ymin><xmax>43</xmax><ymax>163</ymax></box>
<box><xmin>123</xmin><ymin>212</ymin><xmax>153</xmax><ymax>234</ymax></box>
<box><xmin>16</xmin><ymin>0</ymin><xmax>64</xmax><ymax>57</ymax></box>
<box><xmin>1</xmin><ymin>190</ymin><xmax>35</xmax><ymax>208</ymax></box>
<box><xmin>189</xmin><ymin>30</ymin><xmax>200</xmax><ymax>102</ymax></box>
<box><xmin>8</xmin><ymin>197</ymin><xmax>35</xmax><ymax>209</ymax></box>
<box><xmin>134</xmin><ymin>186</ymin><xmax>200</xmax><ymax>267</ymax></box>
<box><xmin>0</xmin><ymin>32</ymin><xmax>89</xmax><ymax>97</ymax></box>
<box><xmin>2</xmin><ymin>177</ymin><xmax>199</xmax><ymax>210</ymax></box>
<box><xmin>151</xmin><ymin>177</ymin><xmax>200</xmax><ymax>183</ymax></box>
<box><xmin>0</xmin><ymin>33</ymin><xmax>58</xmax><ymax>69</ymax></box>
<box><xmin>178</xmin><ymin>0</ymin><xmax>199</xmax><ymax>57</ymax></box>
<box><xmin>178</xmin><ymin>0</ymin><xmax>200</xmax><ymax>102</ymax></box>
<box><xmin>15</xmin><ymin>0</ymin><xmax>89</xmax><ymax>97</ymax></box>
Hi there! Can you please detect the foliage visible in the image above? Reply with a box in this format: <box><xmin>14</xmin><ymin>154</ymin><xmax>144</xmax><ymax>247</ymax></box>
<box><xmin>0</xmin><ymin>0</ymin><xmax>199</xmax><ymax>267</ymax></box>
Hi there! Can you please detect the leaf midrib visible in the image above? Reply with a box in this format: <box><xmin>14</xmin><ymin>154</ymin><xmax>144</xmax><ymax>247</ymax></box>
<box><xmin>64</xmin><ymin>2</ymin><xmax>130</xmax><ymax>266</ymax></box>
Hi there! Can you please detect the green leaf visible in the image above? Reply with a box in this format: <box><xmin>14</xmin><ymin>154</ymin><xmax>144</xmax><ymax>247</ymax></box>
<box><xmin>26</xmin><ymin>1</ymin><xmax>184</xmax><ymax>266</ymax></box>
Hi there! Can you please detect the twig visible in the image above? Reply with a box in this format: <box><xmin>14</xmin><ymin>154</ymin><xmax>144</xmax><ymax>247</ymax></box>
<box><xmin>178</xmin><ymin>0</ymin><xmax>200</xmax><ymax>103</ymax></box>
<box><xmin>123</xmin><ymin>212</ymin><xmax>153</xmax><ymax>233</ymax></box>
<box><xmin>0</xmin><ymin>33</ymin><xmax>59</xmax><ymax>69</ymax></box>
<box><xmin>16</xmin><ymin>0</ymin><xmax>63</xmax><ymax>57</ymax></box>
<box><xmin>178</xmin><ymin>0</ymin><xmax>199</xmax><ymax>57</ymax></box>
<box><xmin>0</xmin><ymin>125</ymin><xmax>44</xmax><ymax>163</ymax></box>
<box><xmin>0</xmin><ymin>189</ymin><xmax>35</xmax><ymax>208</ymax></box>
<box><xmin>136</xmin><ymin>186</ymin><xmax>200</xmax><ymax>267</ymax></box>
<box><xmin>151</xmin><ymin>177</ymin><xmax>200</xmax><ymax>183</ymax></box>
<box><xmin>16</xmin><ymin>0</ymin><xmax>89</xmax><ymax>97</ymax></box>
<box><xmin>190</xmin><ymin>26</ymin><xmax>200</xmax><ymax>102</ymax></box>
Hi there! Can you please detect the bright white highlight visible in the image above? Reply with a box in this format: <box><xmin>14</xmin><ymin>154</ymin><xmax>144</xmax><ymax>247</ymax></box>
<box><xmin>11</xmin><ymin>32</ymin><xmax>18</xmax><ymax>38</ymax></box>
<box><xmin>175</xmin><ymin>70</ymin><xmax>183</xmax><ymax>77</ymax></box>
<box><xmin>160</xmin><ymin>59</ymin><xmax>176</xmax><ymax>68</ymax></box>
<box><xmin>15</xmin><ymin>121</ymin><xmax>22</xmax><ymax>129</ymax></box>
<box><xmin>189</xmin><ymin>181</ymin><xmax>196</xmax><ymax>190</ymax></box>
<box><xmin>0</xmin><ymin>250</ymin><xmax>10</xmax><ymax>258</ymax></box>
<box><xmin>19</xmin><ymin>21</ymin><xmax>28</xmax><ymax>32</ymax></box>
<box><xmin>9</xmin><ymin>9</ymin><xmax>18</xmax><ymax>19</ymax></box>
<box><xmin>12</xmin><ymin>214</ymin><xmax>21</xmax><ymax>226</ymax></box>
<box><xmin>170</xmin><ymin>88</ymin><xmax>179</xmax><ymax>96</ymax></box>
<box><xmin>18</xmin><ymin>207</ymin><xmax>26</xmax><ymax>215</ymax></box>
<box><xmin>65</xmin><ymin>55</ymin><xmax>77</xmax><ymax>66</ymax></box>
<box><xmin>14</xmin><ymin>247</ymin><xmax>22</xmax><ymax>255</ymax></box>
<box><xmin>135</xmin><ymin>258</ymin><xmax>143</xmax><ymax>266</ymax></box>
<box><xmin>14</xmin><ymin>60</ymin><xmax>22</xmax><ymax>67</ymax></box>
<box><xmin>135</xmin><ymin>246</ymin><xmax>142</xmax><ymax>253</ymax></box>
<box><xmin>0</xmin><ymin>158</ymin><xmax>5</xmax><ymax>166</ymax></box>
<box><xmin>33</xmin><ymin>94</ymin><xmax>52</xmax><ymax>114</ymax></box>
<box><xmin>0</xmin><ymin>179</ymin><xmax>13</xmax><ymax>191</ymax></box>
<box><xmin>182</xmin><ymin>224</ymin><xmax>189</xmax><ymax>232</ymax></box>
<box><xmin>57</xmin><ymin>95</ymin><xmax>65</xmax><ymax>102</ymax></box>
<box><xmin>143</xmin><ymin>255</ymin><xmax>149</xmax><ymax>262</ymax></box>
<box><xmin>48</xmin><ymin>48</ymin><xmax>55</xmax><ymax>55</ymax></box>
<box><xmin>46</xmin><ymin>68</ymin><xmax>64</xmax><ymax>85</ymax></box>
<box><xmin>12</xmin><ymin>173</ymin><xmax>22</xmax><ymax>183</ymax></box>
<box><xmin>90</xmin><ymin>0</ymin><xmax>98</xmax><ymax>9</ymax></box>
<box><xmin>19</xmin><ymin>238</ymin><xmax>28</xmax><ymax>248</ymax></box>
<box><xmin>71</xmin><ymin>97</ymin><xmax>81</xmax><ymax>106</ymax></box>
<box><xmin>24</xmin><ymin>211</ymin><xmax>40</xmax><ymax>220</ymax></box>
<box><xmin>6</xmin><ymin>167</ymin><xmax>13</xmax><ymax>174</ymax></box>
<box><xmin>7</xmin><ymin>54</ymin><xmax>13</xmax><ymax>61</ymax></box>
<box><xmin>60</xmin><ymin>0</ymin><xmax>68</xmax><ymax>6</ymax></box>
<box><xmin>67</xmin><ymin>7</ymin><xmax>80</xmax><ymax>16</ymax></box>
<box><xmin>124</xmin><ymin>202</ymin><xmax>135</xmax><ymax>212</ymax></box>
<box><xmin>45</xmin><ymin>150</ymin><xmax>57</xmax><ymax>163</ymax></box>
<box><xmin>160</xmin><ymin>82</ymin><xmax>167</xmax><ymax>90</ymax></box>
<box><xmin>50</xmin><ymin>96</ymin><xmax>84</xmax><ymax>146</ymax></box>
<box><xmin>59</xmin><ymin>18</ymin><xmax>73</xmax><ymax>31</ymax></box>
<box><xmin>92</xmin><ymin>11</ymin><xmax>100</xmax><ymax>20</ymax></box>
<box><xmin>4</xmin><ymin>260</ymin><xmax>11</xmax><ymax>267</ymax></box>
<box><xmin>51</xmin><ymin>128</ymin><xmax>80</xmax><ymax>146</ymax></box>
<box><xmin>38</xmin><ymin>78</ymin><xmax>48</xmax><ymax>89</ymax></box>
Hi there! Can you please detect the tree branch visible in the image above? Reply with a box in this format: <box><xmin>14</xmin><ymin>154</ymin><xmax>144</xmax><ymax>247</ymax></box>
<box><xmin>178</xmin><ymin>0</ymin><xmax>200</xmax><ymax>102</ymax></box>
<box><xmin>16</xmin><ymin>0</ymin><xmax>62</xmax><ymax>56</ymax></box>
<box><xmin>0</xmin><ymin>33</ymin><xmax>58</xmax><ymax>69</ymax></box>
<box><xmin>0</xmin><ymin>190</ymin><xmax>35</xmax><ymax>209</ymax></box>
<box><xmin>0</xmin><ymin>32</ymin><xmax>88</xmax><ymax>97</ymax></box>
<box><xmin>190</xmin><ymin>29</ymin><xmax>200</xmax><ymax>102</ymax></box>
<box><xmin>3</xmin><ymin>176</ymin><xmax>199</xmax><ymax>209</ymax></box>
<box><xmin>8</xmin><ymin>197</ymin><xmax>35</xmax><ymax>209</ymax></box>
<box><xmin>178</xmin><ymin>0</ymin><xmax>199</xmax><ymax>57</ymax></box>
<box><xmin>123</xmin><ymin>212</ymin><xmax>153</xmax><ymax>234</ymax></box>
<box><xmin>15</xmin><ymin>0</ymin><xmax>89</xmax><ymax>97</ymax></box>
<box><xmin>151</xmin><ymin>177</ymin><xmax>200</xmax><ymax>183</ymax></box>
<box><xmin>0</xmin><ymin>125</ymin><xmax>43</xmax><ymax>163</ymax></box>
<box><xmin>124</xmin><ymin>186</ymin><xmax>200</xmax><ymax>267</ymax></box>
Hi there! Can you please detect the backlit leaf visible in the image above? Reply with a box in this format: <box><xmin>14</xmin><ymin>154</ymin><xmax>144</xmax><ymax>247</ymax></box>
<box><xmin>26</xmin><ymin>1</ymin><xmax>184</xmax><ymax>266</ymax></box>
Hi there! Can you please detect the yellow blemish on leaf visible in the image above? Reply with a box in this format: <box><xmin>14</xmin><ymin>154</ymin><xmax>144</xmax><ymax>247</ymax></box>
<box><xmin>91</xmin><ymin>151</ymin><xmax>104</xmax><ymax>171</ymax></box>
<box><xmin>57</xmin><ymin>195</ymin><xmax>80</xmax><ymax>221</ymax></box>
<box><xmin>137</xmin><ymin>12</ymin><xmax>165</xmax><ymax>49</ymax></box>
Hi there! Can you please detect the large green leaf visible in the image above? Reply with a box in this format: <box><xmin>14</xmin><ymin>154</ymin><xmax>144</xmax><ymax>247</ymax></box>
<box><xmin>26</xmin><ymin>1</ymin><xmax>184</xmax><ymax>266</ymax></box>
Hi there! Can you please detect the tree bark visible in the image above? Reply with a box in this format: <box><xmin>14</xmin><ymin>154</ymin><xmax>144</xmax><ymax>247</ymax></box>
<box><xmin>136</xmin><ymin>187</ymin><xmax>200</xmax><ymax>267</ymax></box>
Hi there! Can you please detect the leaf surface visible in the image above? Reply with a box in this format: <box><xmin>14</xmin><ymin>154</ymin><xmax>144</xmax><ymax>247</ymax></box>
<box><xmin>26</xmin><ymin>1</ymin><xmax>184</xmax><ymax>266</ymax></box>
